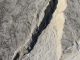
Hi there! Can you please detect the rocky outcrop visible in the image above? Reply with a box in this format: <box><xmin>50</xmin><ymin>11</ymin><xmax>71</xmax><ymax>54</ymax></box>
<box><xmin>61</xmin><ymin>0</ymin><xmax>80</xmax><ymax>60</ymax></box>
<box><xmin>11</xmin><ymin>0</ymin><xmax>67</xmax><ymax>60</ymax></box>
<box><xmin>1</xmin><ymin>0</ymin><xmax>80</xmax><ymax>60</ymax></box>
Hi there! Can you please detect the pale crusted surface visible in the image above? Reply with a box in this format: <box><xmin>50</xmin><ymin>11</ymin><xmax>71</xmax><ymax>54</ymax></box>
<box><xmin>53</xmin><ymin>0</ymin><xmax>67</xmax><ymax>59</ymax></box>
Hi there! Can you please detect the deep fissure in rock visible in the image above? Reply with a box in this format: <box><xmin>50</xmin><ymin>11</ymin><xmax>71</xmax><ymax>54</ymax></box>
<box><xmin>13</xmin><ymin>0</ymin><xmax>58</xmax><ymax>60</ymax></box>
<box><xmin>27</xmin><ymin>0</ymin><xmax>58</xmax><ymax>53</ymax></box>
<box><xmin>13</xmin><ymin>52</ymin><xmax>20</xmax><ymax>60</ymax></box>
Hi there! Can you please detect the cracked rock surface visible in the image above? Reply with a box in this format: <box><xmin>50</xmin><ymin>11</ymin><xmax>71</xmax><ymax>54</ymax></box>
<box><xmin>0</xmin><ymin>0</ymin><xmax>80</xmax><ymax>60</ymax></box>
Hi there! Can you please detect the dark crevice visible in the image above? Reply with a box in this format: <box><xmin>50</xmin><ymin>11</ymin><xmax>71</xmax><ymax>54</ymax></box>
<box><xmin>27</xmin><ymin>0</ymin><xmax>58</xmax><ymax>53</ymax></box>
<box><xmin>13</xmin><ymin>52</ymin><xmax>20</xmax><ymax>60</ymax></box>
<box><xmin>13</xmin><ymin>0</ymin><xmax>58</xmax><ymax>60</ymax></box>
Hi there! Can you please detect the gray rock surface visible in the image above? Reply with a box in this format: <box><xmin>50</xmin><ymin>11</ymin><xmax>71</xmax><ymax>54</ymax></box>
<box><xmin>61</xmin><ymin>0</ymin><xmax>80</xmax><ymax>60</ymax></box>
<box><xmin>0</xmin><ymin>0</ymin><xmax>80</xmax><ymax>60</ymax></box>
<box><xmin>0</xmin><ymin>0</ymin><xmax>49</xmax><ymax>60</ymax></box>
<box><xmin>0</xmin><ymin>0</ymin><xmax>58</xmax><ymax>60</ymax></box>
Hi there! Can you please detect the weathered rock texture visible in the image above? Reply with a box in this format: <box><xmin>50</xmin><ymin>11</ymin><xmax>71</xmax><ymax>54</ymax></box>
<box><xmin>61</xmin><ymin>0</ymin><xmax>80</xmax><ymax>60</ymax></box>
<box><xmin>0</xmin><ymin>0</ymin><xmax>80</xmax><ymax>60</ymax></box>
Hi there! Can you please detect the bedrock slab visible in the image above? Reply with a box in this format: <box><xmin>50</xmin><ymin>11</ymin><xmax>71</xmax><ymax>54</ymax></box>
<box><xmin>2</xmin><ymin>0</ymin><xmax>80</xmax><ymax>60</ymax></box>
